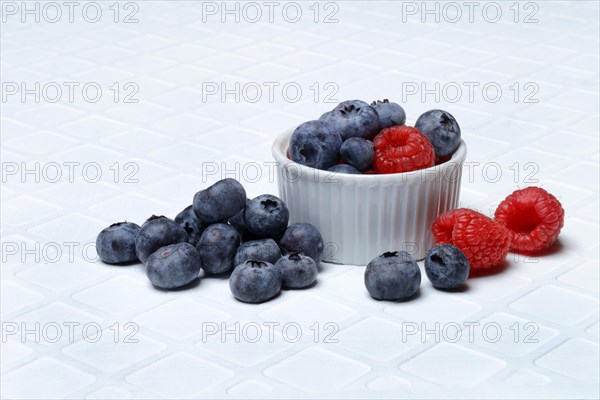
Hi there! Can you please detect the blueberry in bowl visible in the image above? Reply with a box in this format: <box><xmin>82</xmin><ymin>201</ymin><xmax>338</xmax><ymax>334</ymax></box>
<box><xmin>327</xmin><ymin>164</ymin><xmax>361</xmax><ymax>174</ymax></box>
<box><xmin>371</xmin><ymin>99</ymin><xmax>406</xmax><ymax>128</ymax></box>
<box><xmin>320</xmin><ymin>99</ymin><xmax>381</xmax><ymax>141</ymax></box>
<box><xmin>339</xmin><ymin>137</ymin><xmax>374</xmax><ymax>171</ymax></box>
<box><xmin>415</xmin><ymin>109</ymin><xmax>461</xmax><ymax>158</ymax></box>
<box><xmin>289</xmin><ymin>120</ymin><xmax>342</xmax><ymax>170</ymax></box>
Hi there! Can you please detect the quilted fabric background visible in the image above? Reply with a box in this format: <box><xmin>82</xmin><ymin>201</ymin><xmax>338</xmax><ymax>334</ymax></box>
<box><xmin>1</xmin><ymin>1</ymin><xmax>599</xmax><ymax>398</ymax></box>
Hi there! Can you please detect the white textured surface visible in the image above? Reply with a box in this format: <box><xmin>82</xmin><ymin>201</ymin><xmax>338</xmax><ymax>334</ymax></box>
<box><xmin>1</xmin><ymin>1</ymin><xmax>599</xmax><ymax>399</ymax></box>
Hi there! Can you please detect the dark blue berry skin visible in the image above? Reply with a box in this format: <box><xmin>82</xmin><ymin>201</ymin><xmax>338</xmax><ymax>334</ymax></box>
<box><xmin>320</xmin><ymin>100</ymin><xmax>381</xmax><ymax>141</ymax></box>
<box><xmin>275</xmin><ymin>253</ymin><xmax>318</xmax><ymax>289</ymax></box>
<box><xmin>244</xmin><ymin>194</ymin><xmax>289</xmax><ymax>239</ymax></box>
<box><xmin>193</xmin><ymin>178</ymin><xmax>246</xmax><ymax>224</ymax></box>
<box><xmin>96</xmin><ymin>222</ymin><xmax>140</xmax><ymax>264</ymax></box>
<box><xmin>371</xmin><ymin>99</ymin><xmax>406</xmax><ymax>128</ymax></box>
<box><xmin>415</xmin><ymin>109</ymin><xmax>461</xmax><ymax>157</ymax></box>
<box><xmin>340</xmin><ymin>137</ymin><xmax>374</xmax><ymax>171</ymax></box>
<box><xmin>234</xmin><ymin>239</ymin><xmax>281</xmax><ymax>266</ymax></box>
<box><xmin>227</xmin><ymin>198</ymin><xmax>259</xmax><ymax>242</ymax></box>
<box><xmin>289</xmin><ymin>120</ymin><xmax>342</xmax><ymax>170</ymax></box>
<box><xmin>327</xmin><ymin>164</ymin><xmax>361</xmax><ymax>174</ymax></box>
<box><xmin>424</xmin><ymin>244</ymin><xmax>469</xmax><ymax>289</ymax></box>
<box><xmin>364</xmin><ymin>251</ymin><xmax>421</xmax><ymax>301</ymax></box>
<box><xmin>278</xmin><ymin>223</ymin><xmax>324</xmax><ymax>263</ymax></box>
<box><xmin>229</xmin><ymin>260</ymin><xmax>282</xmax><ymax>303</ymax></box>
<box><xmin>196</xmin><ymin>223</ymin><xmax>240</xmax><ymax>275</ymax></box>
<box><xmin>227</xmin><ymin>198</ymin><xmax>249</xmax><ymax>232</ymax></box>
<box><xmin>175</xmin><ymin>205</ymin><xmax>206</xmax><ymax>246</ymax></box>
<box><xmin>145</xmin><ymin>242</ymin><xmax>201</xmax><ymax>289</ymax></box>
<box><xmin>135</xmin><ymin>216</ymin><xmax>189</xmax><ymax>263</ymax></box>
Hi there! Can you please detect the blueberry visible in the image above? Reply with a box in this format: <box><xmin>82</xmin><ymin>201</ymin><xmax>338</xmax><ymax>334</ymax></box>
<box><xmin>278</xmin><ymin>223</ymin><xmax>324</xmax><ymax>263</ymax></box>
<box><xmin>275</xmin><ymin>252</ymin><xmax>318</xmax><ymax>289</ymax></box>
<box><xmin>193</xmin><ymin>178</ymin><xmax>246</xmax><ymax>224</ymax></box>
<box><xmin>227</xmin><ymin>198</ymin><xmax>258</xmax><ymax>241</ymax></box>
<box><xmin>289</xmin><ymin>120</ymin><xmax>342</xmax><ymax>170</ymax></box>
<box><xmin>339</xmin><ymin>137</ymin><xmax>374</xmax><ymax>171</ymax></box>
<box><xmin>319</xmin><ymin>110</ymin><xmax>332</xmax><ymax>120</ymax></box>
<box><xmin>415</xmin><ymin>109</ymin><xmax>461</xmax><ymax>157</ymax></box>
<box><xmin>234</xmin><ymin>238</ymin><xmax>281</xmax><ymax>266</ymax></box>
<box><xmin>227</xmin><ymin>198</ymin><xmax>250</xmax><ymax>232</ymax></box>
<box><xmin>371</xmin><ymin>99</ymin><xmax>406</xmax><ymax>128</ymax></box>
<box><xmin>364</xmin><ymin>251</ymin><xmax>421</xmax><ymax>301</ymax></box>
<box><xmin>320</xmin><ymin>100</ymin><xmax>381</xmax><ymax>141</ymax></box>
<box><xmin>424</xmin><ymin>244</ymin><xmax>469</xmax><ymax>289</ymax></box>
<box><xmin>196</xmin><ymin>223</ymin><xmax>240</xmax><ymax>275</ymax></box>
<box><xmin>135</xmin><ymin>215</ymin><xmax>189</xmax><ymax>263</ymax></box>
<box><xmin>327</xmin><ymin>164</ymin><xmax>361</xmax><ymax>174</ymax></box>
<box><xmin>175</xmin><ymin>205</ymin><xmax>206</xmax><ymax>246</ymax></box>
<box><xmin>145</xmin><ymin>242</ymin><xmax>201</xmax><ymax>289</ymax></box>
<box><xmin>229</xmin><ymin>260</ymin><xmax>282</xmax><ymax>303</ymax></box>
<box><xmin>244</xmin><ymin>194</ymin><xmax>289</xmax><ymax>239</ymax></box>
<box><xmin>96</xmin><ymin>222</ymin><xmax>140</xmax><ymax>264</ymax></box>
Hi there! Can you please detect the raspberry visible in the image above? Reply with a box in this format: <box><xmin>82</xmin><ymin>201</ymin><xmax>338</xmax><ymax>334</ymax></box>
<box><xmin>373</xmin><ymin>126</ymin><xmax>435</xmax><ymax>174</ymax></box>
<box><xmin>494</xmin><ymin>187</ymin><xmax>564</xmax><ymax>254</ymax></box>
<box><xmin>432</xmin><ymin>208</ymin><xmax>511</xmax><ymax>271</ymax></box>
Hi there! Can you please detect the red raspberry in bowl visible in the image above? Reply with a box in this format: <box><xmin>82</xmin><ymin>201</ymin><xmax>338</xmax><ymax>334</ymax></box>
<box><xmin>432</xmin><ymin>208</ymin><xmax>511</xmax><ymax>271</ymax></box>
<box><xmin>373</xmin><ymin>126</ymin><xmax>435</xmax><ymax>174</ymax></box>
<box><xmin>494</xmin><ymin>187</ymin><xmax>564</xmax><ymax>254</ymax></box>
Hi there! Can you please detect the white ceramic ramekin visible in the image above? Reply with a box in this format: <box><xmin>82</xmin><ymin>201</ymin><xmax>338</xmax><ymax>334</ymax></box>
<box><xmin>272</xmin><ymin>128</ymin><xmax>467</xmax><ymax>265</ymax></box>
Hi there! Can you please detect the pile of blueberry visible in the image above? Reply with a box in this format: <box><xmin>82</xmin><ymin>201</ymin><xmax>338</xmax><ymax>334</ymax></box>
<box><xmin>96</xmin><ymin>178</ymin><xmax>324</xmax><ymax>303</ymax></box>
<box><xmin>289</xmin><ymin>99</ymin><xmax>461</xmax><ymax>174</ymax></box>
